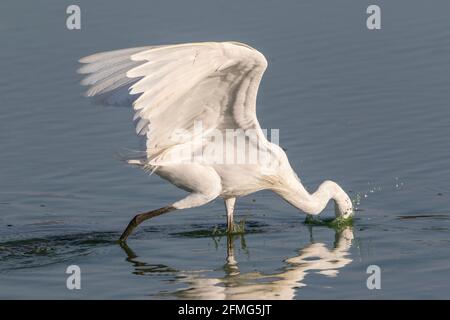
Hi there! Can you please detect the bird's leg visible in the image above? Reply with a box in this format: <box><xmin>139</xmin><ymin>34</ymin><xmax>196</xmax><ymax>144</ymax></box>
<box><xmin>224</xmin><ymin>197</ymin><xmax>236</xmax><ymax>234</ymax></box>
<box><xmin>119</xmin><ymin>206</ymin><xmax>175</xmax><ymax>242</ymax></box>
<box><xmin>224</xmin><ymin>234</ymin><xmax>239</xmax><ymax>275</ymax></box>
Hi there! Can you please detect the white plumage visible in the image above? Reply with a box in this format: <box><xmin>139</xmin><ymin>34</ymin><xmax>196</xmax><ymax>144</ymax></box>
<box><xmin>78</xmin><ymin>41</ymin><xmax>353</xmax><ymax>242</ymax></box>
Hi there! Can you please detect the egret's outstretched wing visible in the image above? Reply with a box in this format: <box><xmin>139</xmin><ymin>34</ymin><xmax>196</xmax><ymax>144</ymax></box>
<box><xmin>78</xmin><ymin>42</ymin><xmax>268</xmax><ymax>161</ymax></box>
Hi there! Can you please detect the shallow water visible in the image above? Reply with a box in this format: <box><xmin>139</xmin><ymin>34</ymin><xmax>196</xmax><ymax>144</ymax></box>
<box><xmin>1</xmin><ymin>0</ymin><xmax>450</xmax><ymax>299</ymax></box>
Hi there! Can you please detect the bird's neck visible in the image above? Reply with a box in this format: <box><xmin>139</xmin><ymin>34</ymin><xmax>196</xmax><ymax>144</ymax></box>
<box><xmin>273</xmin><ymin>171</ymin><xmax>351</xmax><ymax>216</ymax></box>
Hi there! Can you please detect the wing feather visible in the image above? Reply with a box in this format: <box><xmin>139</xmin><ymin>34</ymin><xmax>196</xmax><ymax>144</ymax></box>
<box><xmin>78</xmin><ymin>42</ymin><xmax>268</xmax><ymax>162</ymax></box>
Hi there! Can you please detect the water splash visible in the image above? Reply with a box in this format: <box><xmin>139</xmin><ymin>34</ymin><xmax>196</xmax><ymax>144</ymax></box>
<box><xmin>351</xmin><ymin>177</ymin><xmax>405</xmax><ymax>211</ymax></box>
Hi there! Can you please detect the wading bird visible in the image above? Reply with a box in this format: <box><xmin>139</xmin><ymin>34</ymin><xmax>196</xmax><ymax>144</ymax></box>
<box><xmin>78</xmin><ymin>42</ymin><xmax>353</xmax><ymax>242</ymax></box>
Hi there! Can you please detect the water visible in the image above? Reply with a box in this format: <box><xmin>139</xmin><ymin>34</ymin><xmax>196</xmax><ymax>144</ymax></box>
<box><xmin>1</xmin><ymin>0</ymin><xmax>450</xmax><ymax>299</ymax></box>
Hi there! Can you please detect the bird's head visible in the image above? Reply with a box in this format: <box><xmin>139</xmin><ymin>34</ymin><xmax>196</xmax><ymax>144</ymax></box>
<box><xmin>334</xmin><ymin>192</ymin><xmax>354</xmax><ymax>219</ymax></box>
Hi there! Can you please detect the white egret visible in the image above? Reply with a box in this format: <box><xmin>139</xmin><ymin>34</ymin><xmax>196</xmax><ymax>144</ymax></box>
<box><xmin>78</xmin><ymin>42</ymin><xmax>353</xmax><ymax>242</ymax></box>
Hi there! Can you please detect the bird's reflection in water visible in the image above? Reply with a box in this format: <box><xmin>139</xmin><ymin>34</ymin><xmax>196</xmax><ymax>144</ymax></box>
<box><xmin>120</xmin><ymin>227</ymin><xmax>354</xmax><ymax>299</ymax></box>
<box><xmin>120</xmin><ymin>242</ymin><xmax>179</xmax><ymax>275</ymax></box>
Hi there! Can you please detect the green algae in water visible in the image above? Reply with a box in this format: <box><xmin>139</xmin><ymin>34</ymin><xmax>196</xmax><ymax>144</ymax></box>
<box><xmin>224</xmin><ymin>219</ymin><xmax>246</xmax><ymax>235</ymax></box>
<box><xmin>304</xmin><ymin>215</ymin><xmax>354</xmax><ymax>231</ymax></box>
<box><xmin>173</xmin><ymin>219</ymin><xmax>255</xmax><ymax>238</ymax></box>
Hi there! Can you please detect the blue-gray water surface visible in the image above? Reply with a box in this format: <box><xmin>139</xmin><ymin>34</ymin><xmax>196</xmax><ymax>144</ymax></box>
<box><xmin>1</xmin><ymin>0</ymin><xmax>450</xmax><ymax>299</ymax></box>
